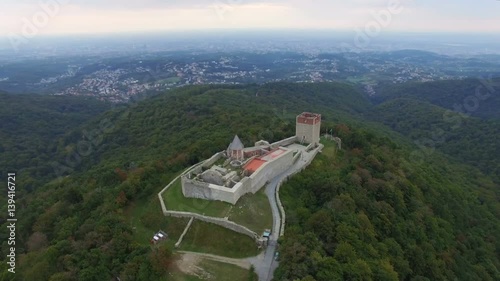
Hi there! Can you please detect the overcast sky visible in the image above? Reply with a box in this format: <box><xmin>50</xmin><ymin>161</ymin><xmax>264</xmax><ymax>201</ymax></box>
<box><xmin>1</xmin><ymin>0</ymin><xmax>499</xmax><ymax>36</ymax></box>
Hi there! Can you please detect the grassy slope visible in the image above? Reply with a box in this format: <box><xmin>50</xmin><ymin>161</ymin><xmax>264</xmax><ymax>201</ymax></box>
<box><xmin>163</xmin><ymin>178</ymin><xmax>273</xmax><ymax>234</ymax></box>
<box><xmin>199</xmin><ymin>260</ymin><xmax>258</xmax><ymax>281</ymax></box>
<box><xmin>179</xmin><ymin>220</ymin><xmax>260</xmax><ymax>258</ymax></box>
<box><xmin>125</xmin><ymin>195</ymin><xmax>189</xmax><ymax>248</ymax></box>
<box><xmin>167</xmin><ymin>259</ymin><xmax>258</xmax><ymax>281</ymax></box>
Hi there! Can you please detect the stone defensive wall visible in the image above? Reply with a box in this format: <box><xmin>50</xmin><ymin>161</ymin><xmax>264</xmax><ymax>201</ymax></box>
<box><xmin>164</xmin><ymin>210</ymin><xmax>261</xmax><ymax>242</ymax></box>
<box><xmin>292</xmin><ymin>150</ymin><xmax>302</xmax><ymax>163</ymax></box>
<box><xmin>246</xmin><ymin>148</ymin><xmax>293</xmax><ymax>194</ymax></box>
<box><xmin>158</xmin><ymin>161</ymin><xmax>263</xmax><ymax>245</ymax></box>
<box><xmin>182</xmin><ymin>147</ymin><xmax>294</xmax><ymax>205</ymax></box>
<box><xmin>270</xmin><ymin>136</ymin><xmax>298</xmax><ymax>149</ymax></box>
<box><xmin>158</xmin><ymin>162</ymin><xmax>202</xmax><ymax>216</ymax></box>
<box><xmin>181</xmin><ymin>177</ymin><xmax>246</xmax><ymax>205</ymax></box>
<box><xmin>175</xmin><ymin>217</ymin><xmax>194</xmax><ymax>248</ymax></box>
<box><xmin>202</xmin><ymin>152</ymin><xmax>224</xmax><ymax>169</ymax></box>
<box><xmin>305</xmin><ymin>142</ymin><xmax>316</xmax><ymax>152</ymax></box>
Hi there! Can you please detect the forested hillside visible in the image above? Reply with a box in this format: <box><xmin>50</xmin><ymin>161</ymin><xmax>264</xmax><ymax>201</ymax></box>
<box><xmin>0</xmin><ymin>83</ymin><xmax>372</xmax><ymax>280</ymax></box>
<box><xmin>0</xmin><ymin>81</ymin><xmax>499</xmax><ymax>280</ymax></box>
<box><xmin>371</xmin><ymin>98</ymin><xmax>500</xmax><ymax>183</ymax></box>
<box><xmin>373</xmin><ymin>78</ymin><xmax>500</xmax><ymax>119</ymax></box>
<box><xmin>275</xmin><ymin>124</ymin><xmax>500</xmax><ymax>281</ymax></box>
<box><xmin>0</xmin><ymin>92</ymin><xmax>111</xmax><ymax>188</ymax></box>
<box><xmin>42</xmin><ymin>82</ymin><xmax>371</xmax><ymax>182</ymax></box>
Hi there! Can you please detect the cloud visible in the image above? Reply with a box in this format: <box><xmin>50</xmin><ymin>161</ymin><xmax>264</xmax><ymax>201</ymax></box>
<box><xmin>7</xmin><ymin>0</ymin><xmax>271</xmax><ymax>10</ymax></box>
<box><xmin>0</xmin><ymin>0</ymin><xmax>499</xmax><ymax>35</ymax></box>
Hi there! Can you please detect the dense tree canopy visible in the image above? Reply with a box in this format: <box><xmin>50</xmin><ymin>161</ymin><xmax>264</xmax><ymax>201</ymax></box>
<box><xmin>1</xmin><ymin>80</ymin><xmax>499</xmax><ymax>280</ymax></box>
<box><xmin>276</xmin><ymin>124</ymin><xmax>500</xmax><ymax>281</ymax></box>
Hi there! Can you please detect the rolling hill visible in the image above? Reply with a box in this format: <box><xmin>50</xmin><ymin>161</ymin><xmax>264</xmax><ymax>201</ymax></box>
<box><xmin>373</xmin><ymin>78</ymin><xmax>500</xmax><ymax>119</ymax></box>
<box><xmin>0</xmin><ymin>92</ymin><xmax>111</xmax><ymax>189</ymax></box>
<box><xmin>0</xmin><ymin>81</ymin><xmax>499</xmax><ymax>281</ymax></box>
<box><xmin>370</xmin><ymin>98</ymin><xmax>500</xmax><ymax>184</ymax></box>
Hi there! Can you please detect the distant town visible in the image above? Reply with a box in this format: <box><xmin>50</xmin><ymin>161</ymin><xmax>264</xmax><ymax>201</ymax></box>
<box><xmin>1</xmin><ymin>34</ymin><xmax>499</xmax><ymax>102</ymax></box>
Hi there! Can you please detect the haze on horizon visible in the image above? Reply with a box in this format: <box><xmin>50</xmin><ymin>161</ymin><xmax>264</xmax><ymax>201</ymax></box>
<box><xmin>1</xmin><ymin>0</ymin><xmax>499</xmax><ymax>37</ymax></box>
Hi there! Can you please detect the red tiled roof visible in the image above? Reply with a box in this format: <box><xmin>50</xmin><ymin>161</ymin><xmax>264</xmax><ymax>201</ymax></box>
<box><xmin>244</xmin><ymin>158</ymin><xmax>266</xmax><ymax>173</ymax></box>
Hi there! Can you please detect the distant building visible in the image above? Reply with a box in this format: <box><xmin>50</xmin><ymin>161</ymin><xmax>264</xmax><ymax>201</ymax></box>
<box><xmin>296</xmin><ymin>112</ymin><xmax>321</xmax><ymax>145</ymax></box>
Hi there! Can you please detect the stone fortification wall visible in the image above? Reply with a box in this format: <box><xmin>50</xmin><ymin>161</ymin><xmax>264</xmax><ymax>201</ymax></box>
<box><xmin>305</xmin><ymin>142</ymin><xmax>316</xmax><ymax>152</ymax></box>
<box><xmin>158</xmin><ymin>163</ymin><xmax>261</xmax><ymax>244</ymax></box>
<box><xmin>182</xmin><ymin>147</ymin><xmax>294</xmax><ymax>205</ymax></box>
<box><xmin>270</xmin><ymin>136</ymin><xmax>297</xmax><ymax>149</ymax></box>
<box><xmin>181</xmin><ymin>177</ymin><xmax>217</xmax><ymax>199</ymax></box>
<box><xmin>205</xmin><ymin>183</ymin><xmax>240</xmax><ymax>205</ymax></box>
<box><xmin>182</xmin><ymin>177</ymin><xmax>249</xmax><ymax>205</ymax></box>
<box><xmin>175</xmin><ymin>217</ymin><xmax>194</xmax><ymax>248</ymax></box>
<box><xmin>158</xmin><ymin>162</ymin><xmax>202</xmax><ymax>216</ymax></box>
<box><xmin>248</xmin><ymin>148</ymin><xmax>294</xmax><ymax>193</ymax></box>
<box><xmin>292</xmin><ymin>151</ymin><xmax>302</xmax><ymax>163</ymax></box>
<box><xmin>238</xmin><ymin>177</ymin><xmax>252</xmax><ymax>194</ymax></box>
<box><xmin>164</xmin><ymin>210</ymin><xmax>260</xmax><ymax>242</ymax></box>
<box><xmin>202</xmin><ymin>152</ymin><xmax>223</xmax><ymax>169</ymax></box>
<box><xmin>187</xmin><ymin>165</ymin><xmax>203</xmax><ymax>177</ymax></box>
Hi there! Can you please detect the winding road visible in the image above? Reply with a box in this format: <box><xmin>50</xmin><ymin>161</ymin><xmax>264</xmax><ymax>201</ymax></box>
<box><xmin>251</xmin><ymin>144</ymin><xmax>321</xmax><ymax>281</ymax></box>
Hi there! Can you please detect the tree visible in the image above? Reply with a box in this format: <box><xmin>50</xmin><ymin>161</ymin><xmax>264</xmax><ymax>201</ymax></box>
<box><xmin>26</xmin><ymin>232</ymin><xmax>48</xmax><ymax>252</ymax></box>
<box><xmin>316</xmin><ymin>257</ymin><xmax>342</xmax><ymax>281</ymax></box>
<box><xmin>116</xmin><ymin>191</ymin><xmax>128</xmax><ymax>207</ymax></box>
<box><xmin>374</xmin><ymin>260</ymin><xmax>398</xmax><ymax>281</ymax></box>
<box><xmin>334</xmin><ymin>242</ymin><xmax>357</xmax><ymax>264</ymax></box>
<box><xmin>150</xmin><ymin>244</ymin><xmax>173</xmax><ymax>274</ymax></box>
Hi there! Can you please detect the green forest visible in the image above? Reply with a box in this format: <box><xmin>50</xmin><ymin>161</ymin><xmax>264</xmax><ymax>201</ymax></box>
<box><xmin>0</xmin><ymin>79</ymin><xmax>499</xmax><ymax>280</ymax></box>
<box><xmin>275</xmin><ymin>126</ymin><xmax>499</xmax><ymax>280</ymax></box>
<box><xmin>0</xmin><ymin>92</ymin><xmax>111</xmax><ymax>189</ymax></box>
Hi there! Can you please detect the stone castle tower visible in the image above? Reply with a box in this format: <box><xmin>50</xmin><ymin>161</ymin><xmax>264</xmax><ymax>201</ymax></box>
<box><xmin>296</xmin><ymin>112</ymin><xmax>321</xmax><ymax>145</ymax></box>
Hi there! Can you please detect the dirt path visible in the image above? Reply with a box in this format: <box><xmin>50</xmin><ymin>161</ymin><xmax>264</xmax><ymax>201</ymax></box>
<box><xmin>175</xmin><ymin>252</ymin><xmax>214</xmax><ymax>279</ymax></box>
<box><xmin>177</xmin><ymin>251</ymin><xmax>252</xmax><ymax>270</ymax></box>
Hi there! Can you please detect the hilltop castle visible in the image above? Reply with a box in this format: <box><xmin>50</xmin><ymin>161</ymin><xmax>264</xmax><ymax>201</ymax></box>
<box><xmin>181</xmin><ymin>112</ymin><xmax>321</xmax><ymax>205</ymax></box>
